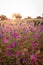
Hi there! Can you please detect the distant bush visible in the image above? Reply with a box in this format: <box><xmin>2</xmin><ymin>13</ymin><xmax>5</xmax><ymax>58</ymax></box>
<box><xmin>36</xmin><ymin>16</ymin><xmax>41</xmax><ymax>19</ymax></box>
<box><xmin>27</xmin><ymin>16</ymin><xmax>32</xmax><ymax>19</ymax></box>
<box><xmin>12</xmin><ymin>13</ymin><xmax>22</xmax><ymax>19</ymax></box>
<box><xmin>33</xmin><ymin>20</ymin><xmax>40</xmax><ymax>26</ymax></box>
<box><xmin>0</xmin><ymin>15</ymin><xmax>8</xmax><ymax>20</ymax></box>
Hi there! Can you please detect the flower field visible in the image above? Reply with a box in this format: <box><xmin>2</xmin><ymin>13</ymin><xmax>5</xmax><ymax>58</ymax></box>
<box><xmin>0</xmin><ymin>18</ymin><xmax>43</xmax><ymax>65</ymax></box>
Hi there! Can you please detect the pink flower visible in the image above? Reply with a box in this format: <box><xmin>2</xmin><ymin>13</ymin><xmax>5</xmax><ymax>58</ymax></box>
<box><xmin>14</xmin><ymin>51</ymin><xmax>19</xmax><ymax>57</ymax></box>
<box><xmin>13</xmin><ymin>32</ymin><xmax>18</xmax><ymax>38</ymax></box>
<box><xmin>31</xmin><ymin>41</ymin><xmax>39</xmax><ymax>51</ymax></box>
<box><xmin>31</xmin><ymin>41</ymin><xmax>35</xmax><ymax>47</ymax></box>
<box><xmin>16</xmin><ymin>35</ymin><xmax>21</xmax><ymax>40</ymax></box>
<box><xmin>23</xmin><ymin>58</ymin><xmax>27</xmax><ymax>63</ymax></box>
<box><xmin>7</xmin><ymin>44</ymin><xmax>12</xmax><ymax>48</ymax></box>
<box><xmin>5</xmin><ymin>50</ymin><xmax>12</xmax><ymax>56</ymax></box>
<box><xmin>41</xmin><ymin>57</ymin><xmax>43</xmax><ymax>62</ymax></box>
<box><xmin>30</xmin><ymin>54</ymin><xmax>37</xmax><ymax>63</ymax></box>
<box><xmin>20</xmin><ymin>51</ymin><xmax>25</xmax><ymax>56</ymax></box>
<box><xmin>23</xmin><ymin>35</ymin><xmax>27</xmax><ymax>40</ymax></box>
<box><xmin>4</xmin><ymin>29</ymin><xmax>8</xmax><ymax>33</ymax></box>
<box><xmin>3</xmin><ymin>36</ymin><xmax>9</xmax><ymax>44</ymax></box>
<box><xmin>11</xmin><ymin>41</ymin><xmax>16</xmax><ymax>48</ymax></box>
<box><xmin>19</xmin><ymin>43</ymin><xmax>23</xmax><ymax>47</ymax></box>
<box><xmin>3</xmin><ymin>38</ymin><xmax>8</xmax><ymax>44</ymax></box>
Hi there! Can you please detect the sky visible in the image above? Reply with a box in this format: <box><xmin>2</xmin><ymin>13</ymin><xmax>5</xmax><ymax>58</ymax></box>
<box><xmin>0</xmin><ymin>0</ymin><xmax>43</xmax><ymax>18</ymax></box>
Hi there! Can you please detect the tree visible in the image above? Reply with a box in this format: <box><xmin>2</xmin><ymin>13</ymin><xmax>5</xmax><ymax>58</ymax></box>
<box><xmin>33</xmin><ymin>20</ymin><xmax>40</xmax><ymax>26</ymax></box>
<box><xmin>27</xmin><ymin>16</ymin><xmax>32</xmax><ymax>19</ymax></box>
<box><xmin>12</xmin><ymin>13</ymin><xmax>22</xmax><ymax>19</ymax></box>
<box><xmin>0</xmin><ymin>15</ymin><xmax>8</xmax><ymax>20</ymax></box>
<box><xmin>36</xmin><ymin>16</ymin><xmax>41</xmax><ymax>19</ymax></box>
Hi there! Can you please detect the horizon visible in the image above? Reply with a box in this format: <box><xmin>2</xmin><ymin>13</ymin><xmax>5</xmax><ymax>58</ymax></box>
<box><xmin>0</xmin><ymin>0</ymin><xmax>43</xmax><ymax>18</ymax></box>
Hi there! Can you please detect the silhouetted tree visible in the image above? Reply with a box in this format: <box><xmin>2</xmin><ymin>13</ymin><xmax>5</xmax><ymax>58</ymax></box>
<box><xmin>12</xmin><ymin>13</ymin><xmax>22</xmax><ymax>19</ymax></box>
<box><xmin>33</xmin><ymin>20</ymin><xmax>40</xmax><ymax>26</ymax></box>
<box><xmin>36</xmin><ymin>16</ymin><xmax>41</xmax><ymax>19</ymax></box>
<box><xmin>0</xmin><ymin>15</ymin><xmax>8</xmax><ymax>20</ymax></box>
<box><xmin>27</xmin><ymin>16</ymin><xmax>32</xmax><ymax>19</ymax></box>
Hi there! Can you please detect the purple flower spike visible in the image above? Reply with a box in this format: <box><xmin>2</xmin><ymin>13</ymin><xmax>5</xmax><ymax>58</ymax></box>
<box><xmin>11</xmin><ymin>41</ymin><xmax>16</xmax><ymax>48</ymax></box>
<box><xmin>24</xmin><ymin>35</ymin><xmax>27</xmax><ymax>40</ymax></box>
<box><xmin>3</xmin><ymin>38</ymin><xmax>8</xmax><ymax>44</ymax></box>
<box><xmin>16</xmin><ymin>35</ymin><xmax>21</xmax><ymax>40</ymax></box>
<box><xmin>14</xmin><ymin>51</ymin><xmax>19</xmax><ymax>57</ymax></box>
<box><xmin>3</xmin><ymin>36</ymin><xmax>9</xmax><ymax>44</ymax></box>
<box><xmin>23</xmin><ymin>58</ymin><xmax>27</xmax><ymax>63</ymax></box>
<box><xmin>5</xmin><ymin>50</ymin><xmax>12</xmax><ymax>56</ymax></box>
<box><xmin>7</xmin><ymin>44</ymin><xmax>12</xmax><ymax>48</ymax></box>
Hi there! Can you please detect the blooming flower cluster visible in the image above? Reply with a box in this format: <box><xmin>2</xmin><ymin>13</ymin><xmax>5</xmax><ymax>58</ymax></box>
<box><xmin>0</xmin><ymin>19</ymin><xmax>43</xmax><ymax>65</ymax></box>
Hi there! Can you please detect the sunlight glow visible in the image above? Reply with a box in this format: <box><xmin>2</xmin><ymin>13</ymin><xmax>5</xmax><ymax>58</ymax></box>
<box><xmin>0</xmin><ymin>0</ymin><xmax>43</xmax><ymax>18</ymax></box>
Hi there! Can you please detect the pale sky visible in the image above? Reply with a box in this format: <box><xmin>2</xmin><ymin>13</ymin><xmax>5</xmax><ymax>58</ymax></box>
<box><xmin>0</xmin><ymin>0</ymin><xmax>43</xmax><ymax>18</ymax></box>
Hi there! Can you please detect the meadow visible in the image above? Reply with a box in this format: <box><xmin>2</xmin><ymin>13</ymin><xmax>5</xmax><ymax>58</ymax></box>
<box><xmin>0</xmin><ymin>18</ymin><xmax>43</xmax><ymax>65</ymax></box>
